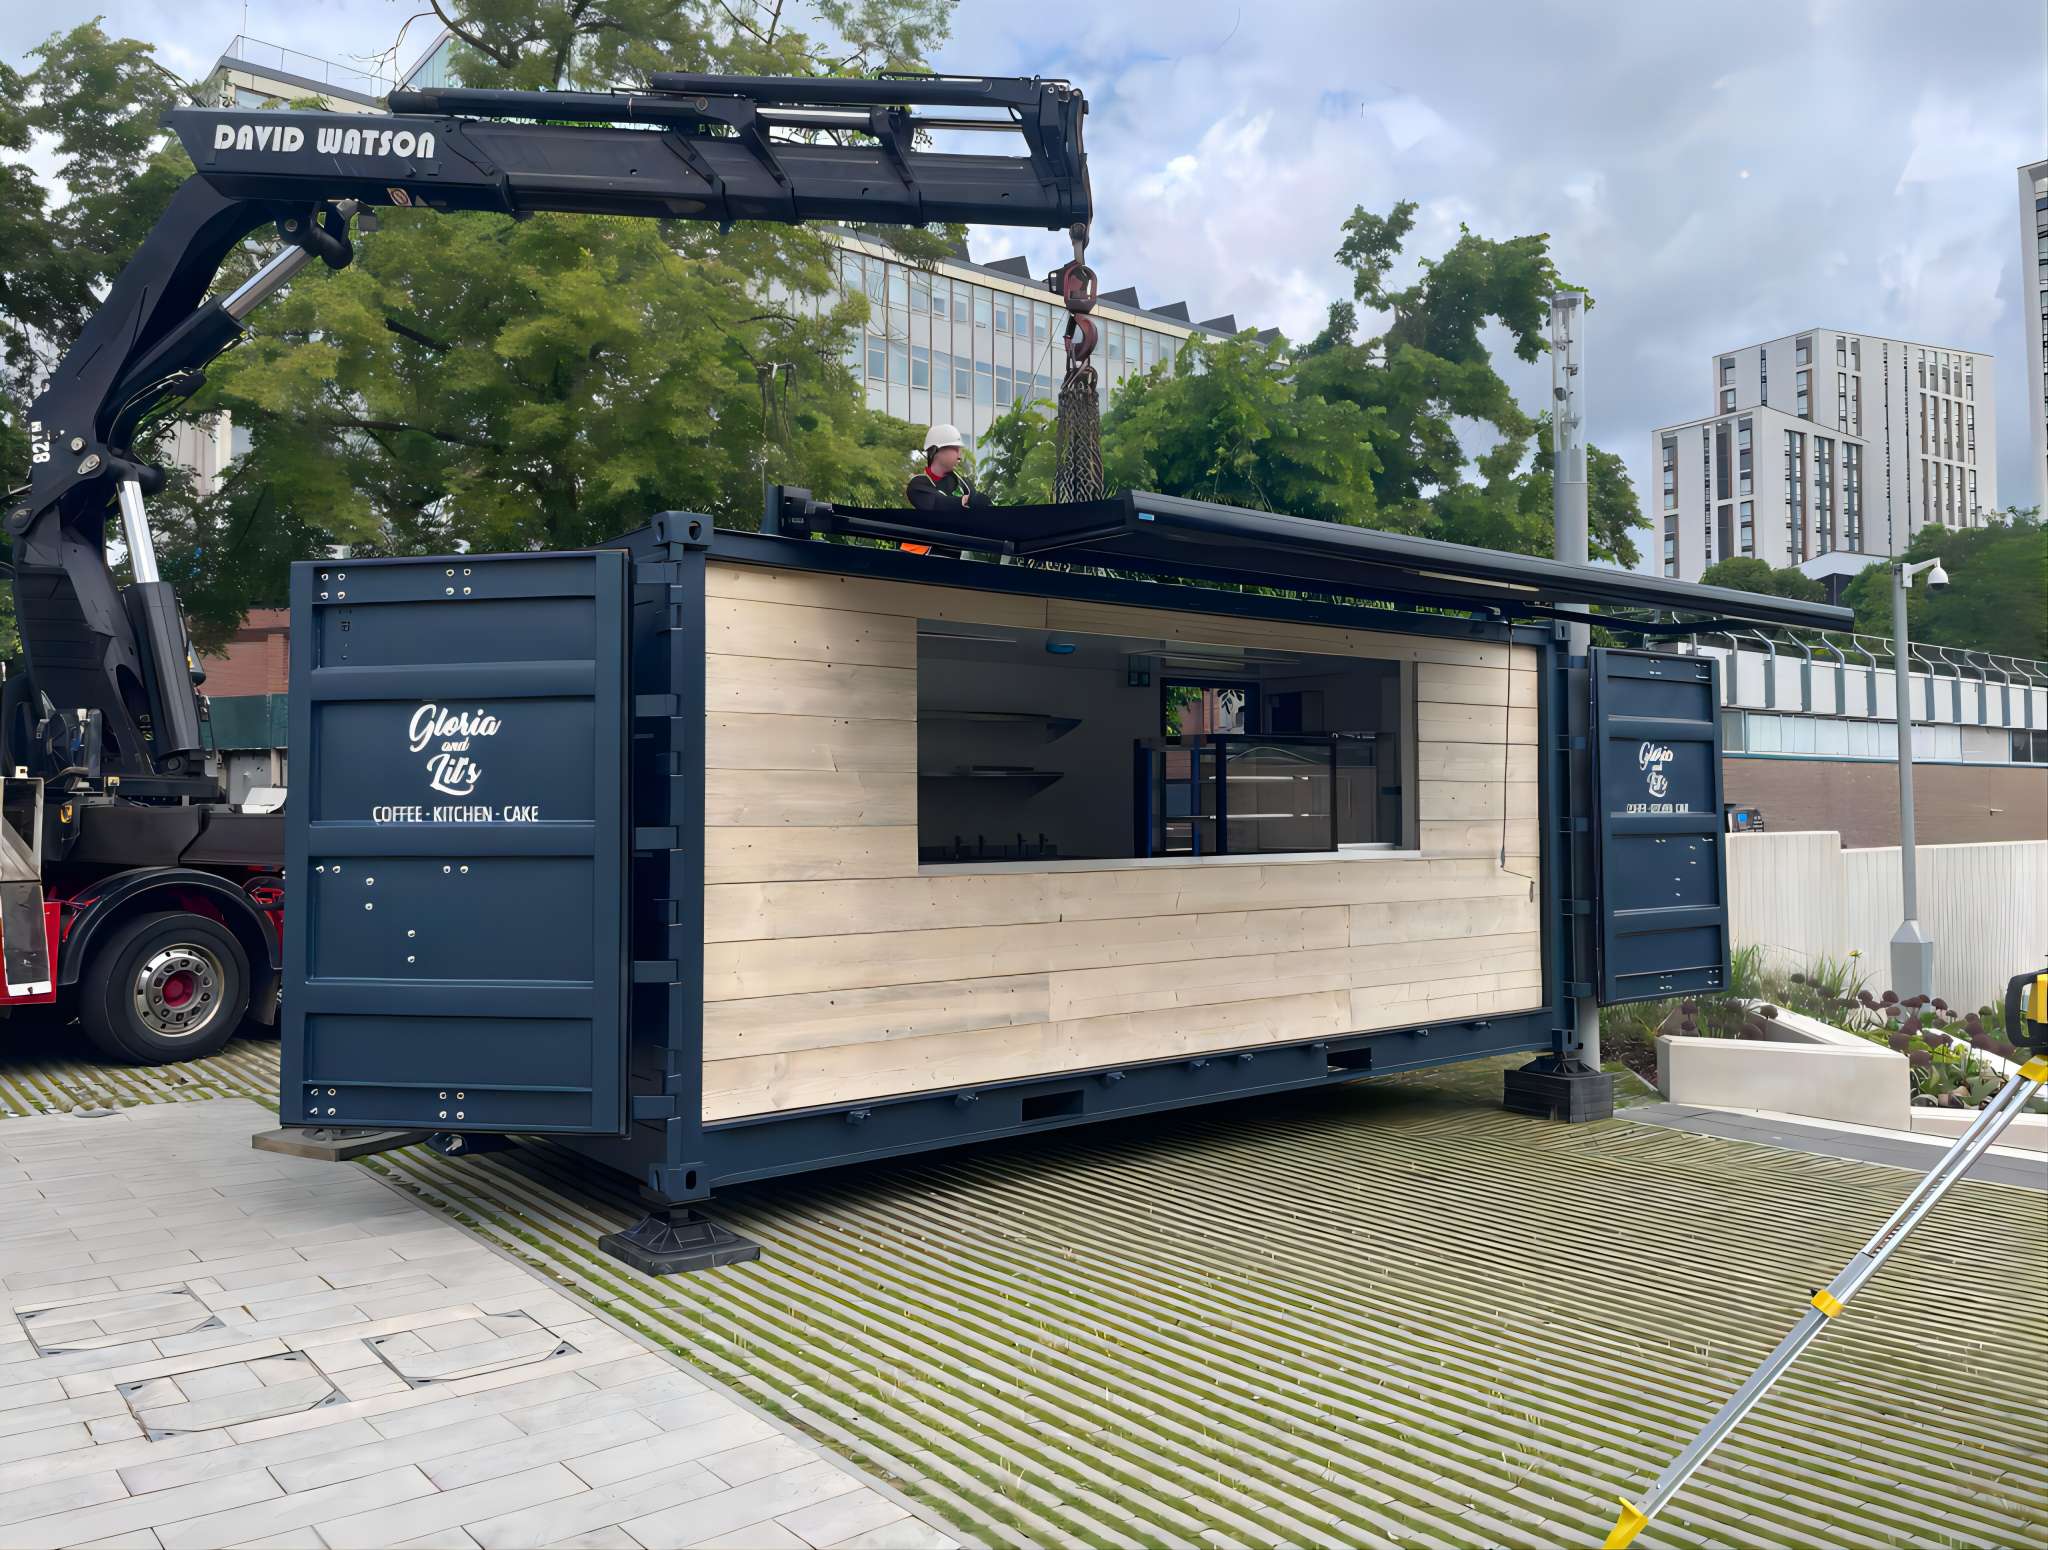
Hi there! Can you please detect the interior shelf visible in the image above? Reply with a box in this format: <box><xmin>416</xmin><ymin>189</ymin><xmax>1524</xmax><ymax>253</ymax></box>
<box><xmin>919</xmin><ymin>768</ymin><xmax>1065</xmax><ymax>786</ymax></box>
<box><xmin>923</xmin><ymin>709</ymin><xmax>1081</xmax><ymax>741</ymax></box>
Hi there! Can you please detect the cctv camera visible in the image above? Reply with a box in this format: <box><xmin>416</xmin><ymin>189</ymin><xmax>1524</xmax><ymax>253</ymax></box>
<box><xmin>1927</xmin><ymin>563</ymin><xmax>1950</xmax><ymax>589</ymax></box>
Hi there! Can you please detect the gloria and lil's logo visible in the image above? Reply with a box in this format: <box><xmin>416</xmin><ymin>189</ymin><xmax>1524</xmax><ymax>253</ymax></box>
<box><xmin>1639</xmin><ymin>740</ymin><xmax>1676</xmax><ymax>800</ymax></box>
<box><xmin>409</xmin><ymin>704</ymin><xmax>501</xmax><ymax>797</ymax></box>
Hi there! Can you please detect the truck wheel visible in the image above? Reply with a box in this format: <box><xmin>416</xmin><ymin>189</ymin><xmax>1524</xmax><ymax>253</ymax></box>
<box><xmin>78</xmin><ymin>912</ymin><xmax>249</xmax><ymax>1065</ymax></box>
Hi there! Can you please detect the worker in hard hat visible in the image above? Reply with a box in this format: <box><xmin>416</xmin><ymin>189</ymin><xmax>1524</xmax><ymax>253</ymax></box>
<box><xmin>906</xmin><ymin>423</ymin><xmax>993</xmax><ymax>514</ymax></box>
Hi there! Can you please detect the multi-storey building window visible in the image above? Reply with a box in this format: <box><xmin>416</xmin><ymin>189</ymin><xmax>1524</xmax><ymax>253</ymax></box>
<box><xmin>1850</xmin><ymin>337</ymin><xmax>1861</xmax><ymax>370</ymax></box>
<box><xmin>1701</xmin><ymin>430</ymin><xmax>1713</xmax><ymax>567</ymax></box>
<box><xmin>1719</xmin><ymin>356</ymin><xmax>1735</xmax><ymax>386</ymax></box>
<box><xmin>1720</xmin><ymin>387</ymin><xmax>1736</xmax><ymax>412</ymax></box>
<box><xmin>1967</xmin><ymin>404</ymin><xmax>1976</xmax><ymax>461</ymax></box>
<box><xmin>1795</xmin><ymin>369</ymin><xmax>1811</xmax><ymax>418</ymax></box>
<box><xmin>1796</xmin><ymin>335</ymin><xmax>1812</xmax><ymax>366</ymax></box>
<box><xmin>1968</xmin><ymin>468</ymin><xmax>1978</xmax><ymax>520</ymax></box>
<box><xmin>1738</xmin><ymin>500</ymin><xmax>1754</xmax><ymax>555</ymax></box>
<box><xmin>1661</xmin><ymin>436</ymin><xmax>1677</xmax><ymax>511</ymax></box>
<box><xmin>1837</xmin><ymin>371</ymin><xmax>1848</xmax><ymax>428</ymax></box>
<box><xmin>1835</xmin><ymin>337</ymin><xmax>1847</xmax><ymax>365</ymax></box>
<box><xmin>1784</xmin><ymin>429</ymin><xmax>1807</xmax><ymax>558</ymax></box>
<box><xmin>1737</xmin><ymin>417</ymin><xmax>1752</xmax><ymax>495</ymax></box>
<box><xmin>1850</xmin><ymin>375</ymin><xmax>1861</xmax><ymax>434</ymax></box>
<box><xmin>1814</xmin><ymin>436</ymin><xmax>1835</xmax><ymax>553</ymax></box>
<box><xmin>1759</xmin><ymin>346</ymin><xmax>1769</xmax><ymax>405</ymax></box>
<box><xmin>1842</xmin><ymin>444</ymin><xmax>1861</xmax><ymax>550</ymax></box>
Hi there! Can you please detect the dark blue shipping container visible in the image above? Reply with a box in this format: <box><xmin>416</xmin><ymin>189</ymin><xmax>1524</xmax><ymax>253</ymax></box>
<box><xmin>283</xmin><ymin>501</ymin><xmax>1741</xmax><ymax>1271</ymax></box>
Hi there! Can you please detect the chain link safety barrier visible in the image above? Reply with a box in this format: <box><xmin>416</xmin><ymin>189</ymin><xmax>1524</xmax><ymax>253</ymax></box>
<box><xmin>1049</xmin><ymin>223</ymin><xmax>1104</xmax><ymax>504</ymax></box>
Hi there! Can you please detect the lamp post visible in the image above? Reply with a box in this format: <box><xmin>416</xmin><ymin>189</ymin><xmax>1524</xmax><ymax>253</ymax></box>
<box><xmin>1549</xmin><ymin>289</ymin><xmax>1601</xmax><ymax>1075</ymax></box>
<box><xmin>1888</xmin><ymin>555</ymin><xmax>1949</xmax><ymax>1001</ymax></box>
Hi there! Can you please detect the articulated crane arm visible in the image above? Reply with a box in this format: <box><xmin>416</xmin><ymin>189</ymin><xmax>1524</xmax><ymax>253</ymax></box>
<box><xmin>6</xmin><ymin>72</ymin><xmax>1090</xmax><ymax>792</ymax></box>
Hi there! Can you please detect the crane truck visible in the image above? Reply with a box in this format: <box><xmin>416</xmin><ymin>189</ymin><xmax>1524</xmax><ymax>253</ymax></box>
<box><xmin>3</xmin><ymin>69</ymin><xmax>1092</xmax><ymax>1063</ymax></box>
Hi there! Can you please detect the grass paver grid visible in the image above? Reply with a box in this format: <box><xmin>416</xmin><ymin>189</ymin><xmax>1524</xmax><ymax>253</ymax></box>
<box><xmin>6</xmin><ymin>1035</ymin><xmax>2044</xmax><ymax>1548</ymax></box>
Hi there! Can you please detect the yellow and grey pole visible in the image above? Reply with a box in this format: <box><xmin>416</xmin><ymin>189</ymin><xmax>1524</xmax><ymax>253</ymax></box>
<box><xmin>1606</xmin><ymin>971</ymin><xmax>2048</xmax><ymax>1548</ymax></box>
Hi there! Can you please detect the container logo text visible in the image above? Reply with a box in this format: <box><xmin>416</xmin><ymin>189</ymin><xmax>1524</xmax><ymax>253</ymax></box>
<box><xmin>409</xmin><ymin>703</ymin><xmax>501</xmax><ymax>797</ymax></box>
<box><xmin>1639</xmin><ymin>740</ymin><xmax>1675</xmax><ymax>800</ymax></box>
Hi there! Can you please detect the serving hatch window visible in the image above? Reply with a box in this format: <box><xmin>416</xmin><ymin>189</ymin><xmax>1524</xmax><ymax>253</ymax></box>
<box><xmin>916</xmin><ymin>622</ymin><xmax>1407</xmax><ymax>865</ymax></box>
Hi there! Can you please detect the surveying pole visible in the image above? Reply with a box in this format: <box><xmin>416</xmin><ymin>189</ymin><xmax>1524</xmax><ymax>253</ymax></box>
<box><xmin>1605</xmin><ymin>970</ymin><xmax>2048</xmax><ymax>1547</ymax></box>
<box><xmin>1549</xmin><ymin>289</ymin><xmax>1600</xmax><ymax>1074</ymax></box>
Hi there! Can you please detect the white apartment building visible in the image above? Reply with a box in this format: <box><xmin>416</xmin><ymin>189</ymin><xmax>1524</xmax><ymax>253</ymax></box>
<box><xmin>1651</xmin><ymin>329</ymin><xmax>1996</xmax><ymax>584</ymax></box>
<box><xmin>2022</xmin><ymin>160</ymin><xmax>2048</xmax><ymax>512</ymax></box>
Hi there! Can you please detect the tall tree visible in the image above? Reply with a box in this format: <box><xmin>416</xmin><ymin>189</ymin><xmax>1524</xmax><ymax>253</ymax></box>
<box><xmin>5</xmin><ymin>5</ymin><xmax>952</xmax><ymax>649</ymax></box>
<box><xmin>983</xmin><ymin>209</ymin><xmax>1644</xmax><ymax>568</ymax></box>
<box><xmin>1838</xmin><ymin>509</ymin><xmax>2046</xmax><ymax>659</ymax></box>
<box><xmin>981</xmin><ymin>333</ymin><xmax>1380</xmax><ymax>521</ymax></box>
<box><xmin>1697</xmin><ymin>557</ymin><xmax>1826</xmax><ymax>603</ymax></box>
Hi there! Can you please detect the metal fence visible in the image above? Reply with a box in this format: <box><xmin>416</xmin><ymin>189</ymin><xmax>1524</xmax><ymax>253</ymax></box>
<box><xmin>220</xmin><ymin>35</ymin><xmax>392</xmax><ymax>99</ymax></box>
<box><xmin>1727</xmin><ymin>830</ymin><xmax>2047</xmax><ymax>1011</ymax></box>
<box><xmin>1686</xmin><ymin>629</ymin><xmax>2048</xmax><ymax>729</ymax></box>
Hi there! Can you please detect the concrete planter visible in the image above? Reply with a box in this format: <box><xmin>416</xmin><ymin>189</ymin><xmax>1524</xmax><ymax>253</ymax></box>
<box><xmin>1656</xmin><ymin>1030</ymin><xmax>1913</xmax><ymax>1130</ymax></box>
<box><xmin>1654</xmin><ymin>1000</ymin><xmax>2047</xmax><ymax>1150</ymax></box>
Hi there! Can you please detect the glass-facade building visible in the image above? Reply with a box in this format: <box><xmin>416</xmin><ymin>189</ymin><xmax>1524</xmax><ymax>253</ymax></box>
<box><xmin>826</xmin><ymin>241</ymin><xmax>1235</xmax><ymax>455</ymax></box>
<box><xmin>394</xmin><ymin>31</ymin><xmax>1246</xmax><ymax>458</ymax></box>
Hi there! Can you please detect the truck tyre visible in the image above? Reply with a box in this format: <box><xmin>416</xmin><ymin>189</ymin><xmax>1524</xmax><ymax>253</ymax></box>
<box><xmin>78</xmin><ymin>911</ymin><xmax>249</xmax><ymax>1064</ymax></box>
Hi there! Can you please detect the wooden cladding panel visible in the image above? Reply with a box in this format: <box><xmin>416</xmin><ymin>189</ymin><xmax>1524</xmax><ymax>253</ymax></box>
<box><xmin>703</xmin><ymin>826</ymin><xmax>918</xmax><ymax>885</ymax></box>
<box><xmin>698</xmin><ymin>559</ymin><xmax>1549</xmax><ymax>1119</ymax></box>
<box><xmin>703</xmin><ymin>768</ymin><xmax>914</xmax><ymax>828</ymax></box>
<box><xmin>705</xmin><ymin>713</ymin><xmax>915</xmax><ymax>773</ymax></box>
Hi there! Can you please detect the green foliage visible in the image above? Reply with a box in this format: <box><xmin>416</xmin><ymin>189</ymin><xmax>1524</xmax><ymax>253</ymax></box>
<box><xmin>1697</xmin><ymin>557</ymin><xmax>1827</xmax><ymax>603</ymax></box>
<box><xmin>1839</xmin><ymin>508</ymin><xmax>2047</xmax><ymax>659</ymax></box>
<box><xmin>4</xmin><ymin>6</ymin><xmax>956</xmax><ymax>650</ymax></box>
<box><xmin>984</xmin><ymin>207</ymin><xmax>1644</xmax><ymax>567</ymax></box>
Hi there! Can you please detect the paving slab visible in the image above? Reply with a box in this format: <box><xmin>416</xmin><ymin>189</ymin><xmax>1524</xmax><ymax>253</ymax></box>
<box><xmin>1624</xmin><ymin>1101</ymin><xmax>2048</xmax><ymax>1189</ymax></box>
<box><xmin>0</xmin><ymin>1099</ymin><xmax>957</xmax><ymax>1550</ymax></box>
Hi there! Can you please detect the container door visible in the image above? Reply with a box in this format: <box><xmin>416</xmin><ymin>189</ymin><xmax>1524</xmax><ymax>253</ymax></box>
<box><xmin>283</xmin><ymin>551</ymin><xmax>632</xmax><ymax>1135</ymax></box>
<box><xmin>1592</xmin><ymin>648</ymin><xmax>1730</xmax><ymax>1005</ymax></box>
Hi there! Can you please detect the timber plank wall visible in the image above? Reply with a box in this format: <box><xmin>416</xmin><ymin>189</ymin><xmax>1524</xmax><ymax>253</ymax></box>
<box><xmin>700</xmin><ymin>561</ymin><xmax>1544</xmax><ymax>1121</ymax></box>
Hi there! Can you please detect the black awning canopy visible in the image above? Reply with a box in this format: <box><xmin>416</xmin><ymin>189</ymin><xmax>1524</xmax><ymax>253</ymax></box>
<box><xmin>770</xmin><ymin>488</ymin><xmax>1856</xmax><ymax>633</ymax></box>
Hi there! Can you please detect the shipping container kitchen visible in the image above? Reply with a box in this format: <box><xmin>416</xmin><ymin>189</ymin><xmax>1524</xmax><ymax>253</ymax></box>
<box><xmin>283</xmin><ymin>489</ymin><xmax>1851</xmax><ymax>1270</ymax></box>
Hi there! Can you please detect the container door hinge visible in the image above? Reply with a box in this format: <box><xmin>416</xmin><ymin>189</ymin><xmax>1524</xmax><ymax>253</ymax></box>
<box><xmin>634</xmin><ymin>827</ymin><xmax>679</xmax><ymax>850</ymax></box>
<box><xmin>1568</xmin><ymin>980</ymin><xmax>1594</xmax><ymax>998</ymax></box>
<box><xmin>632</xmin><ymin>1094</ymin><xmax>678</xmax><ymax>1120</ymax></box>
<box><xmin>635</xmin><ymin>694</ymin><xmax>679</xmax><ymax>718</ymax></box>
<box><xmin>634</xmin><ymin>561</ymin><xmax>679</xmax><ymax>586</ymax></box>
<box><xmin>632</xmin><ymin>960</ymin><xmax>680</xmax><ymax>982</ymax></box>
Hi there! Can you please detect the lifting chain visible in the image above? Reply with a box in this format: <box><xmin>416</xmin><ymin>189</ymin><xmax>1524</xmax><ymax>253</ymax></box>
<box><xmin>1048</xmin><ymin>222</ymin><xmax>1103</xmax><ymax>504</ymax></box>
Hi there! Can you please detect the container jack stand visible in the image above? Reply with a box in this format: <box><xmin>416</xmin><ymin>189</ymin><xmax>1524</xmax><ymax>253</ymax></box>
<box><xmin>599</xmin><ymin>1190</ymin><xmax>760</xmax><ymax>1275</ymax></box>
<box><xmin>1503</xmin><ymin>1055</ymin><xmax>1614</xmax><ymax>1124</ymax></box>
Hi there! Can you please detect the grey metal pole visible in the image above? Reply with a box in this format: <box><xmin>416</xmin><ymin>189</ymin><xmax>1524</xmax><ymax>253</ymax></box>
<box><xmin>1889</xmin><ymin>566</ymin><xmax>1932</xmax><ymax>999</ymax></box>
<box><xmin>1550</xmin><ymin>290</ymin><xmax>1601</xmax><ymax>1072</ymax></box>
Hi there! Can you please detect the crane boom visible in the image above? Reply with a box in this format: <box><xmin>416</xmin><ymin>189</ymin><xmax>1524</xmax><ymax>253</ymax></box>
<box><xmin>6</xmin><ymin>72</ymin><xmax>1090</xmax><ymax>790</ymax></box>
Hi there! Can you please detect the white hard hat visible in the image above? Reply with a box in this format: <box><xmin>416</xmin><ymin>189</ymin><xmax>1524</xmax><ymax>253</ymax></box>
<box><xmin>923</xmin><ymin>422</ymin><xmax>965</xmax><ymax>455</ymax></box>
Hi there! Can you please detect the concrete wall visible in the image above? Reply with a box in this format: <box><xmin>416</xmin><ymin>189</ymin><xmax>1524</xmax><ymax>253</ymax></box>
<box><xmin>1722</xmin><ymin>756</ymin><xmax>2048</xmax><ymax>847</ymax></box>
<box><xmin>1727</xmin><ymin>830</ymin><xmax>2047</xmax><ymax>1009</ymax></box>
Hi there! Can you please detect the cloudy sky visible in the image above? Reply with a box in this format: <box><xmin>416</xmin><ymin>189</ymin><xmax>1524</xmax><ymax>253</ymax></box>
<box><xmin>10</xmin><ymin>0</ymin><xmax>2046</xmax><ymax>527</ymax></box>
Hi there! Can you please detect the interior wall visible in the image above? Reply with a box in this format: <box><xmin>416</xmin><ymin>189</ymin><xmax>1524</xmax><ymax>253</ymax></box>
<box><xmin>701</xmin><ymin>559</ymin><xmax>1546</xmax><ymax>1122</ymax></box>
<box><xmin>917</xmin><ymin>652</ymin><xmax>1151</xmax><ymax>861</ymax></box>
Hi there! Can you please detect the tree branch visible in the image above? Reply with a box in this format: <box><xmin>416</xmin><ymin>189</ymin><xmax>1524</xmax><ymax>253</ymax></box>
<box><xmin>326</xmin><ymin>413</ymin><xmax>505</xmax><ymax>452</ymax></box>
<box><xmin>427</xmin><ymin>0</ymin><xmax>521</xmax><ymax>71</ymax></box>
